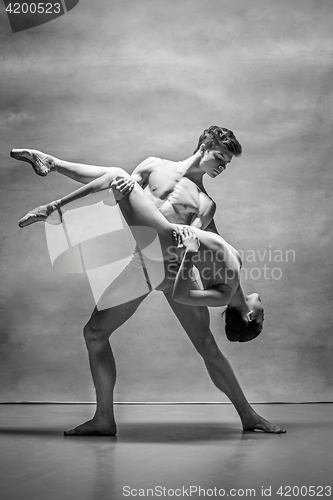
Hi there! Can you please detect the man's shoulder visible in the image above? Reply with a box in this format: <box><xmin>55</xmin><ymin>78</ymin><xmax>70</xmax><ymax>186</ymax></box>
<box><xmin>136</xmin><ymin>156</ymin><xmax>159</xmax><ymax>168</ymax></box>
<box><xmin>139</xmin><ymin>156</ymin><xmax>180</xmax><ymax>171</ymax></box>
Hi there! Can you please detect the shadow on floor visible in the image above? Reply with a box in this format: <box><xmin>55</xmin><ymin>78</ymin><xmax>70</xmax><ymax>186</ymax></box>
<box><xmin>0</xmin><ymin>420</ymin><xmax>289</xmax><ymax>442</ymax></box>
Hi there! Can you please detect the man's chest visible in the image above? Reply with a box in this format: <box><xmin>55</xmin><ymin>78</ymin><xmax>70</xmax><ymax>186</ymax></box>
<box><xmin>147</xmin><ymin>164</ymin><xmax>184</xmax><ymax>199</ymax></box>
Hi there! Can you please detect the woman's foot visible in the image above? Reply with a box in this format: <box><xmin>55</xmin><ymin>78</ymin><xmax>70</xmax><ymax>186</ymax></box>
<box><xmin>10</xmin><ymin>149</ymin><xmax>57</xmax><ymax>176</ymax></box>
<box><xmin>64</xmin><ymin>418</ymin><xmax>117</xmax><ymax>436</ymax></box>
<box><xmin>18</xmin><ymin>201</ymin><xmax>62</xmax><ymax>228</ymax></box>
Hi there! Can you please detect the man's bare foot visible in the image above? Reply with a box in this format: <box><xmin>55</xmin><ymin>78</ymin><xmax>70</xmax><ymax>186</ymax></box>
<box><xmin>242</xmin><ymin>413</ymin><xmax>286</xmax><ymax>434</ymax></box>
<box><xmin>10</xmin><ymin>149</ymin><xmax>57</xmax><ymax>176</ymax></box>
<box><xmin>64</xmin><ymin>418</ymin><xmax>117</xmax><ymax>436</ymax></box>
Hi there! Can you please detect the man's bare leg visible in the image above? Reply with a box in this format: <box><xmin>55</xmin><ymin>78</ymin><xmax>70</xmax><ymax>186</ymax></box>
<box><xmin>11</xmin><ymin>148</ymin><xmax>112</xmax><ymax>184</ymax></box>
<box><xmin>65</xmin><ymin>292</ymin><xmax>149</xmax><ymax>436</ymax></box>
<box><xmin>64</xmin><ymin>256</ymin><xmax>153</xmax><ymax>436</ymax></box>
<box><xmin>164</xmin><ymin>293</ymin><xmax>286</xmax><ymax>433</ymax></box>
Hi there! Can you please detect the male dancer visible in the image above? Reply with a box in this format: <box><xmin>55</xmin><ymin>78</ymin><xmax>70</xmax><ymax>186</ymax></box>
<box><xmin>12</xmin><ymin>126</ymin><xmax>285</xmax><ymax>434</ymax></box>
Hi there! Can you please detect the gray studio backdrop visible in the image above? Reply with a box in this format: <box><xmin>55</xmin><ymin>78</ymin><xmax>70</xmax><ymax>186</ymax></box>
<box><xmin>1</xmin><ymin>0</ymin><xmax>332</xmax><ymax>402</ymax></box>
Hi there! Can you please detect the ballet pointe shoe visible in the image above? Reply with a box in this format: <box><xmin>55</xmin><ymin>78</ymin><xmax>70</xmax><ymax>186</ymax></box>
<box><xmin>10</xmin><ymin>149</ymin><xmax>56</xmax><ymax>176</ymax></box>
<box><xmin>18</xmin><ymin>201</ymin><xmax>63</xmax><ymax>228</ymax></box>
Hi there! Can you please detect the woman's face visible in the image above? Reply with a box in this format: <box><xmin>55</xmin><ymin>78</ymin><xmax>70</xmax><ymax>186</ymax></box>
<box><xmin>246</xmin><ymin>293</ymin><xmax>265</xmax><ymax>326</ymax></box>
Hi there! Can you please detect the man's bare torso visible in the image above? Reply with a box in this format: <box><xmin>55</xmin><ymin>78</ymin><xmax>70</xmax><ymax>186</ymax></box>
<box><xmin>132</xmin><ymin>157</ymin><xmax>214</xmax><ymax>228</ymax></box>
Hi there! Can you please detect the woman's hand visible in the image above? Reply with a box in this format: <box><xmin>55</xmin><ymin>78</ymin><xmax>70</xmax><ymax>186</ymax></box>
<box><xmin>110</xmin><ymin>176</ymin><xmax>135</xmax><ymax>200</ymax></box>
<box><xmin>181</xmin><ymin>226</ymin><xmax>200</xmax><ymax>253</ymax></box>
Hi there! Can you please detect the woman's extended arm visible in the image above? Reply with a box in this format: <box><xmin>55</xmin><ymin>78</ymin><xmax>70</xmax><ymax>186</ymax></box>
<box><xmin>172</xmin><ymin>227</ymin><xmax>233</xmax><ymax>307</ymax></box>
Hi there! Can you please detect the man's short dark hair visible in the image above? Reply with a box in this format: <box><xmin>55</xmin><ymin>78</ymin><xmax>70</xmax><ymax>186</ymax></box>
<box><xmin>194</xmin><ymin>125</ymin><xmax>242</xmax><ymax>157</ymax></box>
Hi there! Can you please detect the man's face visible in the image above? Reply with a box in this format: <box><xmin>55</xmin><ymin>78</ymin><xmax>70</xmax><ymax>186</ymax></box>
<box><xmin>199</xmin><ymin>145</ymin><xmax>234</xmax><ymax>178</ymax></box>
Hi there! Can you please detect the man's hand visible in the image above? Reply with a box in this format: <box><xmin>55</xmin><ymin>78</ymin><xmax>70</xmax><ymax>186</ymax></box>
<box><xmin>110</xmin><ymin>176</ymin><xmax>135</xmax><ymax>200</ymax></box>
<box><xmin>181</xmin><ymin>226</ymin><xmax>200</xmax><ymax>253</ymax></box>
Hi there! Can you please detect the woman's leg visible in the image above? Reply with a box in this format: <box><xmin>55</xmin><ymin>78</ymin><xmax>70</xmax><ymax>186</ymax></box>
<box><xmin>11</xmin><ymin>148</ymin><xmax>114</xmax><ymax>184</ymax></box>
<box><xmin>57</xmin><ymin>159</ymin><xmax>114</xmax><ymax>184</ymax></box>
<box><xmin>19</xmin><ymin>167</ymin><xmax>176</xmax><ymax>252</ymax></box>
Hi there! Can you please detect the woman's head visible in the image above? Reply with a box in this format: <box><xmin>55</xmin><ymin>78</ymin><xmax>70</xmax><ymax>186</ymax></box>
<box><xmin>224</xmin><ymin>293</ymin><xmax>264</xmax><ymax>342</ymax></box>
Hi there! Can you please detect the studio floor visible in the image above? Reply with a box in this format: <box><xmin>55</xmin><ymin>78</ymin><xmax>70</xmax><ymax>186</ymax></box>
<box><xmin>0</xmin><ymin>403</ymin><xmax>332</xmax><ymax>500</ymax></box>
